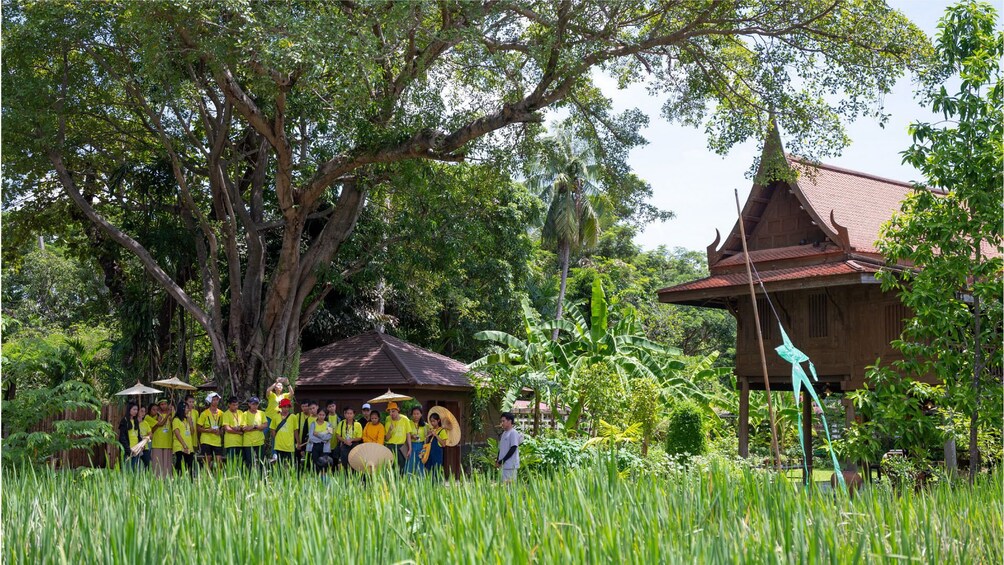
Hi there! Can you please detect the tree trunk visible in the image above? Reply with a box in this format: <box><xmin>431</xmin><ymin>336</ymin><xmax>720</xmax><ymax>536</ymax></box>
<box><xmin>969</xmin><ymin>290</ymin><xmax>982</xmax><ymax>484</ymax></box>
<box><xmin>552</xmin><ymin>240</ymin><xmax>571</xmax><ymax>341</ymax></box>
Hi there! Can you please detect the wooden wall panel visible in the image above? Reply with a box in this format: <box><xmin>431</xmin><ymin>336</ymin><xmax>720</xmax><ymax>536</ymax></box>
<box><xmin>748</xmin><ymin>185</ymin><xmax>828</xmax><ymax>250</ymax></box>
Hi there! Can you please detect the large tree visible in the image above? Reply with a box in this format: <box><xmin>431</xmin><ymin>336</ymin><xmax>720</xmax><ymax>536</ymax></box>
<box><xmin>877</xmin><ymin>0</ymin><xmax>1003</xmax><ymax>482</ymax></box>
<box><xmin>4</xmin><ymin>1</ymin><xmax>928</xmax><ymax>395</ymax></box>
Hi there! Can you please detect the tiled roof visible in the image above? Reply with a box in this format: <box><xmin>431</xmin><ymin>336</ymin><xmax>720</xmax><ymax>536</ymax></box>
<box><xmin>788</xmin><ymin>158</ymin><xmax>920</xmax><ymax>253</ymax></box>
<box><xmin>658</xmin><ymin>261</ymin><xmax>880</xmax><ymax>296</ymax></box>
<box><xmin>296</xmin><ymin>331</ymin><xmax>473</xmax><ymax>390</ymax></box>
<box><xmin>715</xmin><ymin>243</ymin><xmax>843</xmax><ymax>267</ymax></box>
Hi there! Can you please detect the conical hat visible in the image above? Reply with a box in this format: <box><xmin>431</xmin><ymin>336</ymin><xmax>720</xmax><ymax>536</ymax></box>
<box><xmin>347</xmin><ymin>443</ymin><xmax>395</xmax><ymax>472</ymax></box>
<box><xmin>429</xmin><ymin>406</ymin><xmax>461</xmax><ymax>447</ymax></box>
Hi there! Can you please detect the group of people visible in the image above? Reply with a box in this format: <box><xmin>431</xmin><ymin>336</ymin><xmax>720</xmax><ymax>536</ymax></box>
<box><xmin>117</xmin><ymin>378</ymin><xmax>522</xmax><ymax>479</ymax></box>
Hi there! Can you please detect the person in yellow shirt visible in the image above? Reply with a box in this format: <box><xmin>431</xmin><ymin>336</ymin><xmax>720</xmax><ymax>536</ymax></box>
<box><xmin>140</xmin><ymin>403</ymin><xmax>156</xmax><ymax>470</ymax></box>
<box><xmin>265</xmin><ymin>379</ymin><xmax>292</xmax><ymax>460</ymax></box>
<box><xmin>221</xmin><ymin>397</ymin><xmax>245</xmax><ymax>464</ymax></box>
<box><xmin>241</xmin><ymin>397</ymin><xmax>269</xmax><ymax>470</ymax></box>
<box><xmin>150</xmin><ymin>398</ymin><xmax>174</xmax><ymax>478</ymax></box>
<box><xmin>198</xmin><ymin>392</ymin><xmax>225</xmax><ymax>469</ymax></box>
<box><xmin>270</xmin><ymin>398</ymin><xmax>299</xmax><ymax>465</ymax></box>
<box><xmin>363</xmin><ymin>410</ymin><xmax>385</xmax><ymax>445</ymax></box>
<box><xmin>185</xmin><ymin>394</ymin><xmax>200</xmax><ymax>453</ymax></box>
<box><xmin>172</xmin><ymin>401</ymin><xmax>195</xmax><ymax>477</ymax></box>
<box><xmin>422</xmin><ymin>412</ymin><xmax>449</xmax><ymax>477</ymax></box>
<box><xmin>118</xmin><ymin>402</ymin><xmax>142</xmax><ymax>470</ymax></box>
<box><xmin>306</xmin><ymin>409</ymin><xmax>333</xmax><ymax>470</ymax></box>
<box><xmin>335</xmin><ymin>407</ymin><xmax>363</xmax><ymax>469</ymax></box>
<box><xmin>384</xmin><ymin>402</ymin><xmax>413</xmax><ymax>468</ymax></box>
<box><xmin>404</xmin><ymin>406</ymin><xmax>426</xmax><ymax>475</ymax></box>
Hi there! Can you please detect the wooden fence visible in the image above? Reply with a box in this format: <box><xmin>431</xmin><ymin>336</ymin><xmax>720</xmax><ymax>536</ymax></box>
<box><xmin>28</xmin><ymin>404</ymin><xmax>126</xmax><ymax>469</ymax></box>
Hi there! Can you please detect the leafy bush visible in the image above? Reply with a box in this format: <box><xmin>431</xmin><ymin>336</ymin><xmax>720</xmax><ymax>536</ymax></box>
<box><xmin>836</xmin><ymin>364</ymin><xmax>945</xmax><ymax>465</ymax></box>
<box><xmin>665</xmin><ymin>401</ymin><xmax>706</xmax><ymax>458</ymax></box>
<box><xmin>1</xmin><ymin>381</ymin><xmax>115</xmax><ymax>468</ymax></box>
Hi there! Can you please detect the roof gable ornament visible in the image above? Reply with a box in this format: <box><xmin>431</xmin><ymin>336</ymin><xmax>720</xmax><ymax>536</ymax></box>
<box><xmin>707</xmin><ymin>229</ymin><xmax>722</xmax><ymax>266</ymax></box>
<box><xmin>829</xmin><ymin>210</ymin><xmax>852</xmax><ymax>250</ymax></box>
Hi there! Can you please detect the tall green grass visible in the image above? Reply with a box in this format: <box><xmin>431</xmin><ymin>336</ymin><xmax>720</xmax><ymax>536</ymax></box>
<box><xmin>3</xmin><ymin>461</ymin><xmax>1000</xmax><ymax>564</ymax></box>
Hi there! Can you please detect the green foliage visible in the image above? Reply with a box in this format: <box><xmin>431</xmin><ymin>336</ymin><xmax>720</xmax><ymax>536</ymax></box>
<box><xmin>874</xmin><ymin>0</ymin><xmax>1003</xmax><ymax>476</ymax></box>
<box><xmin>665</xmin><ymin>401</ymin><xmax>707</xmax><ymax>458</ymax></box>
<box><xmin>6</xmin><ymin>461</ymin><xmax>1001</xmax><ymax>563</ymax></box>
<box><xmin>1</xmin><ymin>381</ymin><xmax>115</xmax><ymax>468</ymax></box>
<box><xmin>837</xmin><ymin>364</ymin><xmax>945</xmax><ymax>464</ymax></box>
<box><xmin>474</xmin><ymin>276</ymin><xmax>681</xmax><ymax>434</ymax></box>
<box><xmin>583</xmin><ymin>420</ymin><xmax>643</xmax><ymax>450</ymax></box>
<box><xmin>628</xmin><ymin>376</ymin><xmax>660</xmax><ymax>454</ymax></box>
<box><xmin>561</xmin><ymin>241</ymin><xmax>736</xmax><ymax>363</ymax></box>
<box><xmin>2</xmin><ymin>325</ymin><xmax>118</xmax><ymax>395</ymax></box>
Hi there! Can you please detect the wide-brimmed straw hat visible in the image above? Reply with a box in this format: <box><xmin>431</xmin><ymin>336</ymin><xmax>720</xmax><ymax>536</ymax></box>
<box><xmin>348</xmin><ymin>443</ymin><xmax>395</xmax><ymax>472</ymax></box>
<box><xmin>429</xmin><ymin>406</ymin><xmax>461</xmax><ymax>447</ymax></box>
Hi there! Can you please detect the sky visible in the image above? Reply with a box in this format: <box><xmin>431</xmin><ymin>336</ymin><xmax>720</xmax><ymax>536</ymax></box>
<box><xmin>598</xmin><ymin>1</ymin><xmax>957</xmax><ymax>253</ymax></box>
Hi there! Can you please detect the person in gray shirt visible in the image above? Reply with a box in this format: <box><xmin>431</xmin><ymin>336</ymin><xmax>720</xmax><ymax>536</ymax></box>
<box><xmin>496</xmin><ymin>412</ymin><xmax>521</xmax><ymax>482</ymax></box>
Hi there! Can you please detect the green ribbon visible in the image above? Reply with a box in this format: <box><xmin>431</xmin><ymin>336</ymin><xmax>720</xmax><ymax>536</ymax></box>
<box><xmin>774</xmin><ymin>325</ymin><xmax>846</xmax><ymax>491</ymax></box>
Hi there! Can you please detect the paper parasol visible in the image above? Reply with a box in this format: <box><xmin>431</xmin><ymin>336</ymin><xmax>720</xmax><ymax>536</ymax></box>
<box><xmin>151</xmin><ymin>377</ymin><xmax>198</xmax><ymax>391</ymax></box>
<box><xmin>368</xmin><ymin>389</ymin><xmax>414</xmax><ymax>404</ymax></box>
<box><xmin>115</xmin><ymin>381</ymin><xmax>163</xmax><ymax>396</ymax></box>
<box><xmin>429</xmin><ymin>406</ymin><xmax>461</xmax><ymax>447</ymax></box>
<box><xmin>348</xmin><ymin>443</ymin><xmax>396</xmax><ymax>472</ymax></box>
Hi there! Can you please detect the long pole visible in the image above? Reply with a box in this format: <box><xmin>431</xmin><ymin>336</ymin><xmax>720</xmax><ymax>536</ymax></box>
<box><xmin>735</xmin><ymin>189</ymin><xmax>782</xmax><ymax>472</ymax></box>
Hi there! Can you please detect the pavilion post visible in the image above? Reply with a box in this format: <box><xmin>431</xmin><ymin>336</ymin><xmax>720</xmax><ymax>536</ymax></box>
<box><xmin>738</xmin><ymin>378</ymin><xmax>750</xmax><ymax>458</ymax></box>
<box><xmin>802</xmin><ymin>390</ymin><xmax>813</xmax><ymax>486</ymax></box>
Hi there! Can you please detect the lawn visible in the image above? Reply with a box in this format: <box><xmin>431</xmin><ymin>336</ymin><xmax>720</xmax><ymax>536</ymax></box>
<box><xmin>3</xmin><ymin>461</ymin><xmax>1000</xmax><ymax>564</ymax></box>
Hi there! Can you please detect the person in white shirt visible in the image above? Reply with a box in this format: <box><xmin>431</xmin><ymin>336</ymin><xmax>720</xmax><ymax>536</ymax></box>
<box><xmin>496</xmin><ymin>412</ymin><xmax>521</xmax><ymax>483</ymax></box>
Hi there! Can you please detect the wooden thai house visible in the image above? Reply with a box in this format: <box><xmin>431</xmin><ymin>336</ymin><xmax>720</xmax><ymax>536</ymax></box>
<box><xmin>295</xmin><ymin>331</ymin><xmax>474</xmax><ymax>477</ymax></box>
<box><xmin>657</xmin><ymin>140</ymin><xmax>930</xmax><ymax>472</ymax></box>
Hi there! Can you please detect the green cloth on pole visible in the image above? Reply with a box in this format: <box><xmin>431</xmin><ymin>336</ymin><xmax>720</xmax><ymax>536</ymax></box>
<box><xmin>775</xmin><ymin>325</ymin><xmax>846</xmax><ymax>491</ymax></box>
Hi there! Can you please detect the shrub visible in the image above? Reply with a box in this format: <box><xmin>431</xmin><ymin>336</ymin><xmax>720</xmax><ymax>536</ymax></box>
<box><xmin>0</xmin><ymin>380</ymin><xmax>114</xmax><ymax>468</ymax></box>
<box><xmin>665</xmin><ymin>401</ymin><xmax>706</xmax><ymax>458</ymax></box>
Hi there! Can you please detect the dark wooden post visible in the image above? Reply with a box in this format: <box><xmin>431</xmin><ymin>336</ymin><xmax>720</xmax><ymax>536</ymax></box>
<box><xmin>842</xmin><ymin>396</ymin><xmax>857</xmax><ymax>472</ymax></box>
<box><xmin>738</xmin><ymin>378</ymin><xmax>750</xmax><ymax>458</ymax></box>
<box><xmin>802</xmin><ymin>390</ymin><xmax>813</xmax><ymax>485</ymax></box>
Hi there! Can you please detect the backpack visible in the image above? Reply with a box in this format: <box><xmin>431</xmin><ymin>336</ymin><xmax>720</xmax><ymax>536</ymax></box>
<box><xmin>419</xmin><ymin>435</ymin><xmax>432</xmax><ymax>464</ymax></box>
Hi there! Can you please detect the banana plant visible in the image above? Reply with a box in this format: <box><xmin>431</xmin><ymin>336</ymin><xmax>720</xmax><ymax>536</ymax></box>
<box><xmin>472</xmin><ymin>298</ymin><xmax>571</xmax><ymax>434</ymax></box>
<box><xmin>555</xmin><ymin>278</ymin><xmax>680</xmax><ymax>432</ymax></box>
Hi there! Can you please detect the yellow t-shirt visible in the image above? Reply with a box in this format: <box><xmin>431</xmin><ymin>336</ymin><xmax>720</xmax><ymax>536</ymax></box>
<box><xmin>125</xmin><ymin>420</ymin><xmax>140</xmax><ymax>448</ymax></box>
<box><xmin>266</xmin><ymin>391</ymin><xmax>291</xmax><ymax>420</ymax></box>
<box><xmin>335</xmin><ymin>420</ymin><xmax>363</xmax><ymax>442</ymax></box>
<box><xmin>139</xmin><ymin>416</ymin><xmax>154</xmax><ymax>451</ymax></box>
<box><xmin>222</xmin><ymin>410</ymin><xmax>244</xmax><ymax>448</ymax></box>
<box><xmin>187</xmin><ymin>409</ymin><xmax>200</xmax><ymax>447</ymax></box>
<box><xmin>430</xmin><ymin>427</ymin><xmax>448</xmax><ymax>445</ymax></box>
<box><xmin>362</xmin><ymin>422</ymin><xmax>385</xmax><ymax>444</ymax></box>
<box><xmin>410</xmin><ymin>423</ymin><xmax>427</xmax><ymax>443</ymax></box>
<box><xmin>310</xmin><ymin>420</ymin><xmax>331</xmax><ymax>442</ymax></box>
<box><xmin>151</xmin><ymin>414</ymin><xmax>174</xmax><ymax>449</ymax></box>
<box><xmin>172</xmin><ymin>418</ymin><xmax>193</xmax><ymax>453</ymax></box>
<box><xmin>198</xmin><ymin>408</ymin><xmax>224</xmax><ymax>447</ymax></box>
<box><xmin>384</xmin><ymin>416</ymin><xmax>412</xmax><ymax>445</ymax></box>
<box><xmin>270</xmin><ymin>413</ymin><xmax>299</xmax><ymax>453</ymax></box>
<box><xmin>242</xmin><ymin>410</ymin><xmax>267</xmax><ymax>447</ymax></box>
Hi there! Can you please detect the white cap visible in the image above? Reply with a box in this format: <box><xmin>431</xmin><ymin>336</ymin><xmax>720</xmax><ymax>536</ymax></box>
<box><xmin>362</xmin><ymin>403</ymin><xmax>372</xmax><ymax>409</ymax></box>
<box><xmin>205</xmin><ymin>392</ymin><xmax>221</xmax><ymax>403</ymax></box>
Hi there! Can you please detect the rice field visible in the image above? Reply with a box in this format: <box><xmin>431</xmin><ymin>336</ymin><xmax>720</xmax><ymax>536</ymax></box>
<box><xmin>3</xmin><ymin>461</ymin><xmax>1001</xmax><ymax>564</ymax></box>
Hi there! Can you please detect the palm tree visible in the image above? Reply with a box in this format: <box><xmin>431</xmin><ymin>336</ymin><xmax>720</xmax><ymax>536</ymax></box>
<box><xmin>527</xmin><ymin>128</ymin><xmax>602</xmax><ymax>337</ymax></box>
